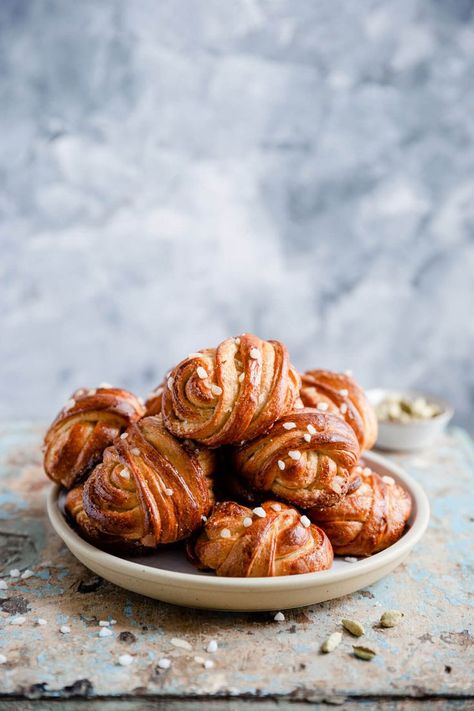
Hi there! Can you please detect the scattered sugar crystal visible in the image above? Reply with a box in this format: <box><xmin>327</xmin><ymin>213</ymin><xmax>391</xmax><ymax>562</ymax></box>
<box><xmin>118</xmin><ymin>654</ymin><xmax>134</xmax><ymax>666</ymax></box>
<box><xmin>171</xmin><ymin>638</ymin><xmax>192</xmax><ymax>651</ymax></box>
<box><xmin>99</xmin><ymin>628</ymin><xmax>113</xmax><ymax>638</ymax></box>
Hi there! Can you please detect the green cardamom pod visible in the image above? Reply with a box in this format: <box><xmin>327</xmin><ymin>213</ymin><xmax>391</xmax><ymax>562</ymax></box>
<box><xmin>380</xmin><ymin>610</ymin><xmax>404</xmax><ymax>628</ymax></box>
<box><xmin>321</xmin><ymin>631</ymin><xmax>342</xmax><ymax>653</ymax></box>
<box><xmin>353</xmin><ymin>645</ymin><xmax>377</xmax><ymax>661</ymax></box>
<box><xmin>341</xmin><ymin>618</ymin><xmax>365</xmax><ymax>637</ymax></box>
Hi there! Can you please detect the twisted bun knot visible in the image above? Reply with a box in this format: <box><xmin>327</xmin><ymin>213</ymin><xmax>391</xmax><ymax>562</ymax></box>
<box><xmin>78</xmin><ymin>415</ymin><xmax>216</xmax><ymax>547</ymax></box>
<box><xmin>193</xmin><ymin>500</ymin><xmax>333</xmax><ymax>577</ymax></box>
<box><xmin>162</xmin><ymin>334</ymin><xmax>301</xmax><ymax>447</ymax></box>
<box><xmin>233</xmin><ymin>408</ymin><xmax>360</xmax><ymax>509</ymax></box>
<box><xmin>300</xmin><ymin>369</ymin><xmax>377</xmax><ymax>451</ymax></box>
<box><xmin>44</xmin><ymin>387</ymin><xmax>145</xmax><ymax>489</ymax></box>
<box><xmin>64</xmin><ymin>484</ymin><xmax>104</xmax><ymax>541</ymax></box>
<box><xmin>309</xmin><ymin>466</ymin><xmax>412</xmax><ymax>555</ymax></box>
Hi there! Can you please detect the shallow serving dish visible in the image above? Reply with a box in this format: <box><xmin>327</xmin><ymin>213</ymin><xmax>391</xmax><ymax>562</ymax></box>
<box><xmin>367</xmin><ymin>388</ymin><xmax>454</xmax><ymax>452</ymax></box>
<box><xmin>47</xmin><ymin>451</ymin><xmax>429</xmax><ymax>612</ymax></box>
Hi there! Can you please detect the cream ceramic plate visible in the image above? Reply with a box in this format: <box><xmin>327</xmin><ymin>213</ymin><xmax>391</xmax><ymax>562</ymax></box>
<box><xmin>47</xmin><ymin>451</ymin><xmax>429</xmax><ymax>611</ymax></box>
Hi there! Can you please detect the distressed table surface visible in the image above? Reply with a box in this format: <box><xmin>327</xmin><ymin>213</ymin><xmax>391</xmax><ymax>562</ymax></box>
<box><xmin>0</xmin><ymin>422</ymin><xmax>473</xmax><ymax>710</ymax></box>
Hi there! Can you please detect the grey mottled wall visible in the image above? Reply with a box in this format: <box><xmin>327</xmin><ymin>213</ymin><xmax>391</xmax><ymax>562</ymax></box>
<box><xmin>1</xmin><ymin>0</ymin><xmax>473</xmax><ymax>427</ymax></box>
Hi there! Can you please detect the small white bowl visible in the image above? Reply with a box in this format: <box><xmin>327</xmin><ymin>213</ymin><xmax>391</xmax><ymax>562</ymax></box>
<box><xmin>367</xmin><ymin>388</ymin><xmax>454</xmax><ymax>452</ymax></box>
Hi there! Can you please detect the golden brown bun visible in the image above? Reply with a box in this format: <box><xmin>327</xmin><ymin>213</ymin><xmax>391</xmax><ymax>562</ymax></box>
<box><xmin>300</xmin><ymin>369</ymin><xmax>377</xmax><ymax>451</ymax></box>
<box><xmin>65</xmin><ymin>484</ymin><xmax>121</xmax><ymax>545</ymax></box>
<box><xmin>193</xmin><ymin>500</ymin><xmax>333</xmax><ymax>577</ymax></box>
<box><xmin>233</xmin><ymin>408</ymin><xmax>360</xmax><ymax>509</ymax></box>
<box><xmin>78</xmin><ymin>415</ymin><xmax>216</xmax><ymax>548</ymax></box>
<box><xmin>308</xmin><ymin>467</ymin><xmax>412</xmax><ymax>556</ymax></box>
<box><xmin>162</xmin><ymin>334</ymin><xmax>301</xmax><ymax>447</ymax></box>
<box><xmin>43</xmin><ymin>387</ymin><xmax>145</xmax><ymax>489</ymax></box>
<box><xmin>144</xmin><ymin>382</ymin><xmax>165</xmax><ymax>416</ymax></box>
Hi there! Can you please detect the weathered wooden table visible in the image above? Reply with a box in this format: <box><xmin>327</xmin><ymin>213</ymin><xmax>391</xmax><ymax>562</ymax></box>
<box><xmin>0</xmin><ymin>422</ymin><xmax>473</xmax><ymax>710</ymax></box>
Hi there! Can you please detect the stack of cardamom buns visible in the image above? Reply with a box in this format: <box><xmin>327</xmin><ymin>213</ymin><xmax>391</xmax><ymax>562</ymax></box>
<box><xmin>43</xmin><ymin>334</ymin><xmax>411</xmax><ymax>577</ymax></box>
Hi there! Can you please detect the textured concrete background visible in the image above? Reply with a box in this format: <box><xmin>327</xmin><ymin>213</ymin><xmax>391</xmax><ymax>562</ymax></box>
<box><xmin>1</xmin><ymin>0</ymin><xmax>473</xmax><ymax>426</ymax></box>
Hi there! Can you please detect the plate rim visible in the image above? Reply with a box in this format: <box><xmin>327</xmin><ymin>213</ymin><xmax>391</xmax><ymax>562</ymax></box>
<box><xmin>47</xmin><ymin>450</ymin><xmax>430</xmax><ymax>591</ymax></box>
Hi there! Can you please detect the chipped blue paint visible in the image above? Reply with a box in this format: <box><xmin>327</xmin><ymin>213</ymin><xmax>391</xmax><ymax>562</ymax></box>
<box><xmin>0</xmin><ymin>492</ymin><xmax>28</xmax><ymax>519</ymax></box>
<box><xmin>123</xmin><ymin>601</ymin><xmax>134</xmax><ymax>618</ymax></box>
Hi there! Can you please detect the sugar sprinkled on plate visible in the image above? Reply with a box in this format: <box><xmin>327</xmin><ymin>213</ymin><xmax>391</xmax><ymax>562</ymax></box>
<box><xmin>9</xmin><ymin>569</ymin><xmax>20</xmax><ymax>578</ymax></box>
<box><xmin>158</xmin><ymin>658</ymin><xmax>171</xmax><ymax>669</ymax></box>
<box><xmin>60</xmin><ymin>625</ymin><xmax>71</xmax><ymax>634</ymax></box>
<box><xmin>274</xmin><ymin>611</ymin><xmax>285</xmax><ymax>622</ymax></box>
